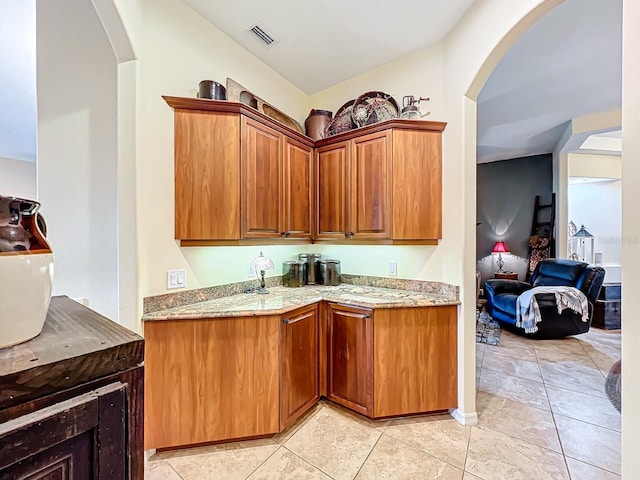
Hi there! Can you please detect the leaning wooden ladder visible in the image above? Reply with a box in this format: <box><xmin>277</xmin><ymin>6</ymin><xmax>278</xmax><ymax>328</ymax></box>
<box><xmin>526</xmin><ymin>193</ymin><xmax>556</xmax><ymax>281</ymax></box>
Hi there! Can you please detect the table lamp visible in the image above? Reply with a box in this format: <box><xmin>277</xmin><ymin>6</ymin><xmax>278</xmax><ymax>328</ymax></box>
<box><xmin>251</xmin><ymin>251</ymin><xmax>274</xmax><ymax>294</ymax></box>
<box><xmin>491</xmin><ymin>241</ymin><xmax>509</xmax><ymax>273</ymax></box>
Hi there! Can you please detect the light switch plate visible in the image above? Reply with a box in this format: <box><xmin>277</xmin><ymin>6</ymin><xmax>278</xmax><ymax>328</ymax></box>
<box><xmin>167</xmin><ymin>269</ymin><xmax>186</xmax><ymax>289</ymax></box>
<box><xmin>388</xmin><ymin>261</ymin><xmax>397</xmax><ymax>277</ymax></box>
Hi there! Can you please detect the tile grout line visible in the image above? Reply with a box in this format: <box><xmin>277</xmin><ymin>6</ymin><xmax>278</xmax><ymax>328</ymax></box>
<box><xmin>552</xmin><ymin>411</ymin><xmax>621</xmax><ymax>433</ymax></box>
<box><xmin>480</xmin><ymin>364</ymin><xmax>544</xmax><ymax>384</ymax></box>
<box><xmin>480</xmin><ymin>365</ymin><xmax>546</xmax><ymax>386</ymax></box>
<box><xmin>242</xmin><ymin>445</ymin><xmax>282</xmax><ymax>480</ymax></box>
<box><xmin>383</xmin><ymin>424</ymin><xmax>469</xmax><ymax>472</ymax></box>
<box><xmin>167</xmin><ymin>462</ymin><xmax>185</xmax><ymax>480</ymax></box>
<box><xmin>533</xmin><ymin>345</ymin><xmax>572</xmax><ymax>479</ymax></box>
<box><xmin>282</xmin><ymin>445</ymin><xmax>337</xmax><ymax>480</ymax></box>
<box><xmin>486</xmin><ymin>357</ymin><xmax>611</xmax><ymax>401</ymax></box>
<box><xmin>461</xmin><ymin>418</ymin><xmax>474</xmax><ymax>478</ymax></box>
<box><xmin>350</xmin><ymin>430</ymin><xmax>383</xmax><ymax>480</ymax></box>
<box><xmin>564</xmin><ymin>453</ymin><xmax>622</xmax><ymax>477</ymax></box>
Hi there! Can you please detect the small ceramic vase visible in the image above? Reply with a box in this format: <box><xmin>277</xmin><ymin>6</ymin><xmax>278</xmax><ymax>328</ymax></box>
<box><xmin>0</xmin><ymin>195</ymin><xmax>54</xmax><ymax>348</ymax></box>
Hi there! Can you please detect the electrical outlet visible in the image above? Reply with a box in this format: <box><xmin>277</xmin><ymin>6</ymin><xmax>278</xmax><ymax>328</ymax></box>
<box><xmin>167</xmin><ymin>269</ymin><xmax>186</xmax><ymax>289</ymax></box>
<box><xmin>388</xmin><ymin>261</ymin><xmax>397</xmax><ymax>277</ymax></box>
<box><xmin>247</xmin><ymin>261</ymin><xmax>255</xmax><ymax>277</ymax></box>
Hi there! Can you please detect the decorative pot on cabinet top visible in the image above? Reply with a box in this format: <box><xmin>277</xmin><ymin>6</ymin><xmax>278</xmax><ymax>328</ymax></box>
<box><xmin>0</xmin><ymin>195</ymin><xmax>54</xmax><ymax>349</ymax></box>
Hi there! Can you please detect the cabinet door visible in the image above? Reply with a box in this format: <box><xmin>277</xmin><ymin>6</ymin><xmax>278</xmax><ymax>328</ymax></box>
<box><xmin>242</xmin><ymin>117</ymin><xmax>283</xmax><ymax>238</ymax></box>
<box><xmin>373</xmin><ymin>306</ymin><xmax>457</xmax><ymax>417</ymax></box>
<box><xmin>316</xmin><ymin>142</ymin><xmax>350</xmax><ymax>239</ymax></box>
<box><xmin>0</xmin><ymin>383</ymin><xmax>127</xmax><ymax>480</ymax></box>
<box><xmin>391</xmin><ymin>129</ymin><xmax>442</xmax><ymax>240</ymax></box>
<box><xmin>280</xmin><ymin>305</ymin><xmax>320</xmax><ymax>429</ymax></box>
<box><xmin>350</xmin><ymin>131</ymin><xmax>392</xmax><ymax>239</ymax></box>
<box><xmin>175</xmin><ymin>111</ymin><xmax>241</xmax><ymax>240</ymax></box>
<box><xmin>145</xmin><ymin>316</ymin><xmax>280</xmax><ymax>449</ymax></box>
<box><xmin>282</xmin><ymin>138</ymin><xmax>313</xmax><ymax>239</ymax></box>
<box><xmin>327</xmin><ymin>304</ymin><xmax>373</xmax><ymax>416</ymax></box>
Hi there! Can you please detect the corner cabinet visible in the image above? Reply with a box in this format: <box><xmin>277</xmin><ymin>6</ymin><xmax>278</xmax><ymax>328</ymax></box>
<box><xmin>144</xmin><ymin>301</ymin><xmax>458</xmax><ymax>449</ymax></box>
<box><xmin>280</xmin><ymin>304</ymin><xmax>320</xmax><ymax>429</ymax></box>
<box><xmin>167</xmin><ymin>97</ymin><xmax>314</xmax><ymax>246</ymax></box>
<box><xmin>164</xmin><ymin>96</ymin><xmax>445</xmax><ymax>245</ymax></box>
<box><xmin>327</xmin><ymin>303</ymin><xmax>374</xmax><ymax>415</ymax></box>
<box><xmin>316</xmin><ymin>131</ymin><xmax>392</xmax><ymax>240</ymax></box>
<box><xmin>325</xmin><ymin>303</ymin><xmax>458</xmax><ymax>419</ymax></box>
<box><xmin>241</xmin><ymin>117</ymin><xmax>314</xmax><ymax>240</ymax></box>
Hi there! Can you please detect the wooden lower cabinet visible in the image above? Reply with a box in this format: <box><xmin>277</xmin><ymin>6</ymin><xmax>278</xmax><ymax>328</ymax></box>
<box><xmin>144</xmin><ymin>316</ymin><xmax>280</xmax><ymax>450</ymax></box>
<box><xmin>327</xmin><ymin>304</ymin><xmax>373</xmax><ymax>416</ymax></box>
<box><xmin>144</xmin><ymin>302</ymin><xmax>458</xmax><ymax>448</ymax></box>
<box><xmin>280</xmin><ymin>304</ymin><xmax>320</xmax><ymax>429</ymax></box>
<box><xmin>373</xmin><ymin>306</ymin><xmax>458</xmax><ymax>417</ymax></box>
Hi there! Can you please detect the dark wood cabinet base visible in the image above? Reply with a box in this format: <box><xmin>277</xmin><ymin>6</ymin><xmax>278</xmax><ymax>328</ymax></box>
<box><xmin>0</xmin><ymin>297</ymin><xmax>144</xmax><ymax>479</ymax></box>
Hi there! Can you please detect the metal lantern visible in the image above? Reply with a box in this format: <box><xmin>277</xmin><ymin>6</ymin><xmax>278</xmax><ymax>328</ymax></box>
<box><xmin>571</xmin><ymin>225</ymin><xmax>595</xmax><ymax>264</ymax></box>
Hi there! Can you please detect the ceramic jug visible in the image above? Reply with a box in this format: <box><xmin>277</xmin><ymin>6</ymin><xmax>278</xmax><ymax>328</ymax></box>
<box><xmin>0</xmin><ymin>195</ymin><xmax>54</xmax><ymax>348</ymax></box>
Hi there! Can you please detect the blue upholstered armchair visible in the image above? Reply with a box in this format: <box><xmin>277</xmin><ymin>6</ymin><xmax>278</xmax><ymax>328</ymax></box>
<box><xmin>484</xmin><ymin>259</ymin><xmax>606</xmax><ymax>339</ymax></box>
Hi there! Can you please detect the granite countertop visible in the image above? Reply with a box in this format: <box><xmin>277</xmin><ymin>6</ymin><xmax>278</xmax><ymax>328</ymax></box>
<box><xmin>142</xmin><ymin>284</ymin><xmax>460</xmax><ymax>321</ymax></box>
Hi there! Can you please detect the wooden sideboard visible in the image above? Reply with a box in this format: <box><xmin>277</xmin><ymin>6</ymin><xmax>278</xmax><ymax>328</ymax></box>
<box><xmin>0</xmin><ymin>297</ymin><xmax>144</xmax><ymax>479</ymax></box>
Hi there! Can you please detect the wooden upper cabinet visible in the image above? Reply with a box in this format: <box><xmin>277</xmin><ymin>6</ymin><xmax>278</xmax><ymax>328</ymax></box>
<box><xmin>282</xmin><ymin>138</ymin><xmax>314</xmax><ymax>239</ymax></box>
<box><xmin>166</xmin><ymin>97</ymin><xmax>444</xmax><ymax>245</ymax></box>
<box><xmin>327</xmin><ymin>303</ymin><xmax>373</xmax><ymax>416</ymax></box>
<box><xmin>350</xmin><ymin>131</ymin><xmax>392</xmax><ymax>239</ymax></box>
<box><xmin>242</xmin><ymin>117</ymin><xmax>283</xmax><ymax>238</ymax></box>
<box><xmin>280</xmin><ymin>304</ymin><xmax>319</xmax><ymax>429</ymax></box>
<box><xmin>391</xmin><ymin>129</ymin><xmax>442</xmax><ymax>240</ymax></box>
<box><xmin>174</xmin><ymin>110</ymin><xmax>240</xmax><ymax>240</ymax></box>
<box><xmin>316</xmin><ymin>142</ymin><xmax>350</xmax><ymax>239</ymax></box>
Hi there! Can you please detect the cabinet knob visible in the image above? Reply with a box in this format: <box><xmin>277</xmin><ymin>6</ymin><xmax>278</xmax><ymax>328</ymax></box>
<box><xmin>283</xmin><ymin>318</ymin><xmax>290</xmax><ymax>324</ymax></box>
<box><xmin>344</xmin><ymin>232</ymin><xmax>349</xmax><ymax>238</ymax></box>
<box><xmin>285</xmin><ymin>231</ymin><xmax>291</xmax><ymax>237</ymax></box>
<box><xmin>364</xmin><ymin>314</ymin><xmax>371</xmax><ymax>319</ymax></box>
<box><xmin>350</xmin><ymin>232</ymin><xmax>355</xmax><ymax>237</ymax></box>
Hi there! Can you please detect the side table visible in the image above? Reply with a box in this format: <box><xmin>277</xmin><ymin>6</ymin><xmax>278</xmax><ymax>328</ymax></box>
<box><xmin>494</xmin><ymin>272</ymin><xmax>518</xmax><ymax>280</ymax></box>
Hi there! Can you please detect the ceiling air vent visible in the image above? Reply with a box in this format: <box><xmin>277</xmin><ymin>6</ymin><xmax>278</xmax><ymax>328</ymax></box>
<box><xmin>248</xmin><ymin>23</ymin><xmax>279</xmax><ymax>47</ymax></box>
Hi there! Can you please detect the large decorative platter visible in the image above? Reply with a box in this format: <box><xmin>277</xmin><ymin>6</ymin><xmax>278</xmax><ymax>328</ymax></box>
<box><xmin>351</xmin><ymin>91</ymin><xmax>399</xmax><ymax>127</ymax></box>
<box><xmin>326</xmin><ymin>99</ymin><xmax>357</xmax><ymax>136</ymax></box>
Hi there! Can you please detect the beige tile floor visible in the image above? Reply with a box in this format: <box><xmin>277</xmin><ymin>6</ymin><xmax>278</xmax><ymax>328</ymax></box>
<box><xmin>146</xmin><ymin>327</ymin><xmax>621</xmax><ymax>480</ymax></box>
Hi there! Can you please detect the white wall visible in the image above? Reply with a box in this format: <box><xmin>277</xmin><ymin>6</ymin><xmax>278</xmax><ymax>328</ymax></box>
<box><xmin>569</xmin><ymin>153</ymin><xmax>621</xmax><ymax>178</ymax></box>
<box><xmin>131</xmin><ymin>0</ymin><xmax>311</xmax><ymax>303</ymax></box>
<box><xmin>568</xmin><ymin>180</ymin><xmax>621</xmax><ymax>281</ymax></box>
<box><xmin>36</xmin><ymin>0</ymin><xmax>118</xmax><ymax>320</ymax></box>
<box><xmin>621</xmin><ymin>0</ymin><xmax>640</xmax><ymax>474</ymax></box>
<box><xmin>0</xmin><ymin>157</ymin><xmax>36</xmax><ymax>199</ymax></box>
<box><xmin>306</xmin><ymin>45</ymin><xmax>446</xmax><ymax>282</ymax></box>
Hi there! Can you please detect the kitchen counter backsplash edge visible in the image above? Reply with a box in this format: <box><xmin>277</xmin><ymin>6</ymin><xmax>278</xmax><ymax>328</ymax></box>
<box><xmin>143</xmin><ymin>274</ymin><xmax>459</xmax><ymax>315</ymax></box>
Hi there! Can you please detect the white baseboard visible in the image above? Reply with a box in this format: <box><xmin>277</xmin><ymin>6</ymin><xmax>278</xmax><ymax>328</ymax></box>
<box><xmin>450</xmin><ymin>408</ymin><xmax>479</xmax><ymax>426</ymax></box>
<box><xmin>144</xmin><ymin>449</ymin><xmax>156</xmax><ymax>462</ymax></box>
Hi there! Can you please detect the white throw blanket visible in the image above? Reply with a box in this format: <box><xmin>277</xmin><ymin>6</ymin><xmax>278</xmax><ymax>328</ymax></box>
<box><xmin>516</xmin><ymin>286</ymin><xmax>589</xmax><ymax>334</ymax></box>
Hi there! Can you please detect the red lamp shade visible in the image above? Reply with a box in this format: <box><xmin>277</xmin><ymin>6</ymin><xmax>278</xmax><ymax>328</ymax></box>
<box><xmin>491</xmin><ymin>241</ymin><xmax>509</xmax><ymax>254</ymax></box>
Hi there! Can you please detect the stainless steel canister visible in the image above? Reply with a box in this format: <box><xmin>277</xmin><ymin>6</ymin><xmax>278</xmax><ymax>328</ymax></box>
<box><xmin>282</xmin><ymin>261</ymin><xmax>307</xmax><ymax>287</ymax></box>
<box><xmin>298</xmin><ymin>253</ymin><xmax>322</xmax><ymax>284</ymax></box>
<box><xmin>318</xmin><ymin>259</ymin><xmax>341</xmax><ymax>286</ymax></box>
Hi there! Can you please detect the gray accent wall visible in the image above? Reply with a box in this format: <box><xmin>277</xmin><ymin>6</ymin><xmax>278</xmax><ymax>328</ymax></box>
<box><xmin>476</xmin><ymin>154</ymin><xmax>552</xmax><ymax>284</ymax></box>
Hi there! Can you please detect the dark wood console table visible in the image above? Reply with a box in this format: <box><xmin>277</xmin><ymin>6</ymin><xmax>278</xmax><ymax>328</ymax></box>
<box><xmin>0</xmin><ymin>296</ymin><xmax>144</xmax><ymax>479</ymax></box>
